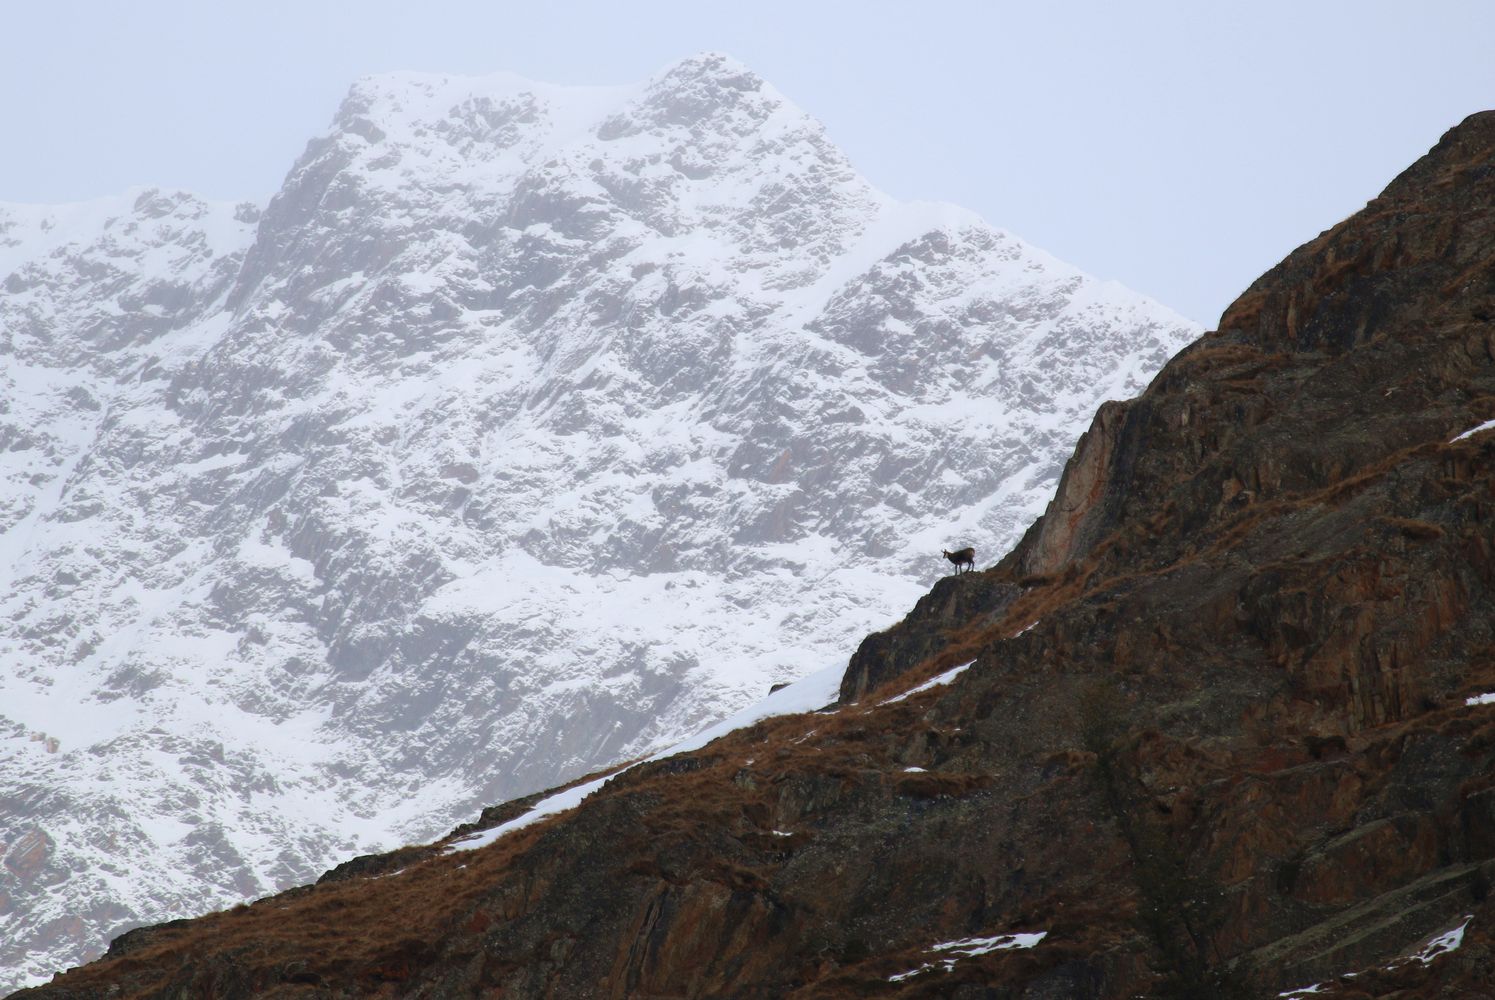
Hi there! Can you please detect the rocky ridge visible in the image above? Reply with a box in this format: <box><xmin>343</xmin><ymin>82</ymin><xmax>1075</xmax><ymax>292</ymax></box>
<box><xmin>0</xmin><ymin>54</ymin><xmax>1198</xmax><ymax>988</ymax></box>
<box><xmin>17</xmin><ymin>110</ymin><xmax>1495</xmax><ymax>1000</ymax></box>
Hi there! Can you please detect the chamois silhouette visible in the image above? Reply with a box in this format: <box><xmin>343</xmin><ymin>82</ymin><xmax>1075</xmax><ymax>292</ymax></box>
<box><xmin>942</xmin><ymin>547</ymin><xmax>975</xmax><ymax>574</ymax></box>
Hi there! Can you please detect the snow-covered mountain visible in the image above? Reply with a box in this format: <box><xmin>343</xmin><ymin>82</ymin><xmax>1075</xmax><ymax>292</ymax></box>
<box><xmin>0</xmin><ymin>53</ymin><xmax>1199</xmax><ymax>988</ymax></box>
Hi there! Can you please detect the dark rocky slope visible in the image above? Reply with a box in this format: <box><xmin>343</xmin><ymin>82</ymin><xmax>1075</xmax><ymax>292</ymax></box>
<box><xmin>15</xmin><ymin>111</ymin><xmax>1495</xmax><ymax>999</ymax></box>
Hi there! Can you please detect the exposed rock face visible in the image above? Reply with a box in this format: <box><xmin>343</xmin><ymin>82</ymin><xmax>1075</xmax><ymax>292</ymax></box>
<box><xmin>16</xmin><ymin>112</ymin><xmax>1495</xmax><ymax>1000</ymax></box>
<box><xmin>1018</xmin><ymin>398</ymin><xmax>1132</xmax><ymax>577</ymax></box>
<box><xmin>0</xmin><ymin>55</ymin><xmax>1199</xmax><ymax>988</ymax></box>
<box><xmin>838</xmin><ymin>573</ymin><xmax>1018</xmax><ymax>703</ymax></box>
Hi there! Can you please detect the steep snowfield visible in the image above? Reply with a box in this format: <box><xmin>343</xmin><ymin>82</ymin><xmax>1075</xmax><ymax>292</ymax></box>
<box><xmin>0</xmin><ymin>53</ymin><xmax>1198</xmax><ymax>987</ymax></box>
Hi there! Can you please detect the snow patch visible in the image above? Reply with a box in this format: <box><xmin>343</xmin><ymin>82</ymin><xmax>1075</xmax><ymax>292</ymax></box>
<box><xmin>1451</xmin><ymin>419</ymin><xmax>1495</xmax><ymax>442</ymax></box>
<box><xmin>888</xmin><ymin>931</ymin><xmax>1047</xmax><ymax>982</ymax></box>
<box><xmin>1415</xmin><ymin>915</ymin><xmax>1472</xmax><ymax>964</ymax></box>
<box><xmin>882</xmin><ymin>660</ymin><xmax>975</xmax><ymax>705</ymax></box>
<box><xmin>1279</xmin><ymin>913</ymin><xmax>1474</xmax><ymax>997</ymax></box>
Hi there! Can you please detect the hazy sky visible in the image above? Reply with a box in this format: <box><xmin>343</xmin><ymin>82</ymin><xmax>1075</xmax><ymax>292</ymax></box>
<box><xmin>6</xmin><ymin>1</ymin><xmax>1492</xmax><ymax>326</ymax></box>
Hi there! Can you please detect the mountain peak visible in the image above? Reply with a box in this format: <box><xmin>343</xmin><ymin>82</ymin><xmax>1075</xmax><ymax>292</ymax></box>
<box><xmin>649</xmin><ymin>50</ymin><xmax>764</xmax><ymax>93</ymax></box>
<box><xmin>1382</xmin><ymin>108</ymin><xmax>1495</xmax><ymax>200</ymax></box>
<box><xmin>594</xmin><ymin>51</ymin><xmax>798</xmax><ymax>145</ymax></box>
<box><xmin>0</xmin><ymin>55</ymin><xmax>1198</xmax><ymax>991</ymax></box>
<box><xmin>1218</xmin><ymin>106</ymin><xmax>1495</xmax><ymax>354</ymax></box>
<box><xmin>327</xmin><ymin>53</ymin><xmax>778</xmax><ymax>151</ymax></box>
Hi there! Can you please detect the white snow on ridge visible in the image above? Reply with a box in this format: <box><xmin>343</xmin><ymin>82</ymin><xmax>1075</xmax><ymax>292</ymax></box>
<box><xmin>1451</xmin><ymin>418</ymin><xmax>1495</xmax><ymax>442</ymax></box>
<box><xmin>881</xmin><ymin>660</ymin><xmax>976</xmax><ymax>705</ymax></box>
<box><xmin>449</xmin><ymin>662</ymin><xmax>843</xmax><ymax>852</ymax></box>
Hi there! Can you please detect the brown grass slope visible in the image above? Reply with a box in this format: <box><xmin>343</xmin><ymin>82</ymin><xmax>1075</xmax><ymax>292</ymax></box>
<box><xmin>15</xmin><ymin>110</ymin><xmax>1495</xmax><ymax>999</ymax></box>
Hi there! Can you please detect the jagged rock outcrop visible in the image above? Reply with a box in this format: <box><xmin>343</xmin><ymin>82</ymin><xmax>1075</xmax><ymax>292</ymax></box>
<box><xmin>838</xmin><ymin>573</ymin><xmax>1019</xmax><ymax>704</ymax></box>
<box><xmin>15</xmin><ymin>106</ymin><xmax>1495</xmax><ymax>1000</ymax></box>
